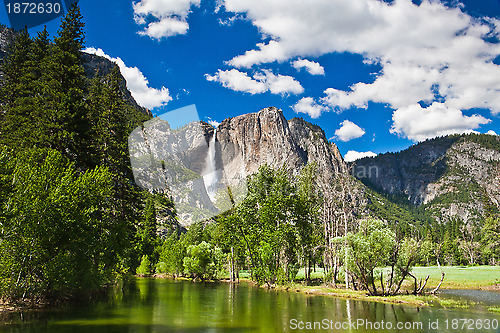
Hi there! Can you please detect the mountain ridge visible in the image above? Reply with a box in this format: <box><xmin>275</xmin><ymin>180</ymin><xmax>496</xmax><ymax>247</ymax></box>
<box><xmin>353</xmin><ymin>133</ymin><xmax>500</xmax><ymax>224</ymax></box>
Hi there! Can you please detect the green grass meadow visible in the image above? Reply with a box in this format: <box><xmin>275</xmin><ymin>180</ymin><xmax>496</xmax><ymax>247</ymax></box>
<box><xmin>411</xmin><ymin>266</ymin><xmax>500</xmax><ymax>289</ymax></box>
<box><xmin>230</xmin><ymin>266</ymin><xmax>500</xmax><ymax>290</ymax></box>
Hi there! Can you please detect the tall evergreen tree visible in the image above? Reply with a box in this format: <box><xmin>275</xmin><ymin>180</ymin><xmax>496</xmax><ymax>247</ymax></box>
<box><xmin>43</xmin><ymin>3</ymin><xmax>90</xmax><ymax>168</ymax></box>
<box><xmin>87</xmin><ymin>67</ymin><xmax>144</xmax><ymax>270</ymax></box>
<box><xmin>137</xmin><ymin>195</ymin><xmax>158</xmax><ymax>260</ymax></box>
<box><xmin>0</xmin><ymin>28</ymin><xmax>33</xmax><ymax>145</ymax></box>
<box><xmin>26</xmin><ymin>27</ymin><xmax>53</xmax><ymax>146</ymax></box>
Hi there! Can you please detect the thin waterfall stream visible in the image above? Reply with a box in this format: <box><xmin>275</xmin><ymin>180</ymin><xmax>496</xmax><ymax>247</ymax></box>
<box><xmin>202</xmin><ymin>129</ymin><xmax>219</xmax><ymax>202</ymax></box>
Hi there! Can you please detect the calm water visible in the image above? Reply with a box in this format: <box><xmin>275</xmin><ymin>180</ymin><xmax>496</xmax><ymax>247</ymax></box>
<box><xmin>1</xmin><ymin>278</ymin><xmax>499</xmax><ymax>332</ymax></box>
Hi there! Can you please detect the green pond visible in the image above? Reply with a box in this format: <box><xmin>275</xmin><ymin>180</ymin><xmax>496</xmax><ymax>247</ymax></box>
<box><xmin>1</xmin><ymin>278</ymin><xmax>499</xmax><ymax>332</ymax></box>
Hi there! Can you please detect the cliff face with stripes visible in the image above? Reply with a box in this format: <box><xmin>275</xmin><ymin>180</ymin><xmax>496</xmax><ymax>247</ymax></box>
<box><xmin>216</xmin><ymin>107</ymin><xmax>346</xmax><ymax>186</ymax></box>
<box><xmin>130</xmin><ymin>107</ymin><xmax>349</xmax><ymax>226</ymax></box>
<box><xmin>352</xmin><ymin>134</ymin><xmax>500</xmax><ymax>224</ymax></box>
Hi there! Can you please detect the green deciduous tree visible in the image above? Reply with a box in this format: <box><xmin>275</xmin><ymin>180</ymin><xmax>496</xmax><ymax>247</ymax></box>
<box><xmin>234</xmin><ymin>165</ymin><xmax>298</xmax><ymax>285</ymax></box>
<box><xmin>0</xmin><ymin>147</ymin><xmax>119</xmax><ymax>300</ymax></box>
<box><xmin>136</xmin><ymin>255</ymin><xmax>152</xmax><ymax>277</ymax></box>
<box><xmin>294</xmin><ymin>163</ymin><xmax>322</xmax><ymax>283</ymax></box>
<box><xmin>341</xmin><ymin>218</ymin><xmax>419</xmax><ymax>296</ymax></box>
<box><xmin>156</xmin><ymin>233</ymin><xmax>186</xmax><ymax>277</ymax></box>
<box><xmin>183</xmin><ymin>241</ymin><xmax>225</xmax><ymax>281</ymax></box>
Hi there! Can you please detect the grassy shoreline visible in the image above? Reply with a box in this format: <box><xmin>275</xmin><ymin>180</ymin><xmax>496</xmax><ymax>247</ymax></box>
<box><xmin>225</xmin><ymin>265</ymin><xmax>500</xmax><ymax>309</ymax></box>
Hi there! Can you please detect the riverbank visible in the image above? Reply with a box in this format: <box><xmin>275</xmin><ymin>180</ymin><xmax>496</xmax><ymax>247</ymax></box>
<box><xmin>0</xmin><ymin>299</ymin><xmax>47</xmax><ymax>314</ymax></box>
<box><xmin>289</xmin><ymin>266</ymin><xmax>500</xmax><ymax>308</ymax></box>
<box><xmin>274</xmin><ymin>283</ymin><xmax>500</xmax><ymax>310</ymax></box>
<box><xmin>280</xmin><ymin>284</ymin><xmax>431</xmax><ymax>307</ymax></box>
<box><xmin>223</xmin><ymin>265</ymin><xmax>500</xmax><ymax>309</ymax></box>
<box><xmin>291</xmin><ymin>265</ymin><xmax>500</xmax><ymax>290</ymax></box>
<box><xmin>0</xmin><ymin>286</ymin><xmax>114</xmax><ymax>314</ymax></box>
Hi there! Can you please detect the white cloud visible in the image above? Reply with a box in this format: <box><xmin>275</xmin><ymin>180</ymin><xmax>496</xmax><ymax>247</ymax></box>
<box><xmin>344</xmin><ymin>150</ymin><xmax>377</xmax><ymax>162</ymax></box>
<box><xmin>84</xmin><ymin>47</ymin><xmax>172</xmax><ymax>109</ymax></box>
<box><xmin>228</xmin><ymin>40</ymin><xmax>287</xmax><ymax>68</ymax></box>
<box><xmin>205</xmin><ymin>69</ymin><xmax>267</xmax><ymax>94</ymax></box>
<box><xmin>334</xmin><ymin>120</ymin><xmax>366</xmax><ymax>142</ymax></box>
<box><xmin>390</xmin><ymin>102</ymin><xmax>490</xmax><ymax>141</ymax></box>
<box><xmin>222</xmin><ymin>0</ymin><xmax>500</xmax><ymax>139</ymax></box>
<box><xmin>487</xmin><ymin>130</ymin><xmax>498</xmax><ymax>135</ymax></box>
<box><xmin>292</xmin><ymin>97</ymin><xmax>328</xmax><ymax>119</ymax></box>
<box><xmin>293</xmin><ymin>59</ymin><xmax>325</xmax><ymax>75</ymax></box>
<box><xmin>254</xmin><ymin>70</ymin><xmax>304</xmax><ymax>95</ymax></box>
<box><xmin>205</xmin><ymin>69</ymin><xmax>303</xmax><ymax>95</ymax></box>
<box><xmin>133</xmin><ymin>0</ymin><xmax>201</xmax><ymax>39</ymax></box>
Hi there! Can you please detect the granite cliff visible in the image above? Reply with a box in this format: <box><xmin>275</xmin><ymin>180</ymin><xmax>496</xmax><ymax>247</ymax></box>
<box><xmin>217</xmin><ymin>107</ymin><xmax>346</xmax><ymax>185</ymax></box>
<box><xmin>353</xmin><ymin>134</ymin><xmax>500</xmax><ymax>223</ymax></box>
<box><xmin>130</xmin><ymin>107</ymin><xmax>350</xmax><ymax>226</ymax></box>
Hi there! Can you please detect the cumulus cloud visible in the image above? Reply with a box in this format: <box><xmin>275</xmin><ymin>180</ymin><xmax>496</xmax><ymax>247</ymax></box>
<box><xmin>133</xmin><ymin>0</ymin><xmax>201</xmax><ymax>39</ymax></box>
<box><xmin>334</xmin><ymin>120</ymin><xmax>366</xmax><ymax>142</ymax></box>
<box><xmin>344</xmin><ymin>150</ymin><xmax>377</xmax><ymax>162</ymax></box>
<box><xmin>487</xmin><ymin>130</ymin><xmax>498</xmax><ymax>135</ymax></box>
<box><xmin>292</xmin><ymin>97</ymin><xmax>328</xmax><ymax>119</ymax></box>
<box><xmin>222</xmin><ymin>0</ymin><xmax>500</xmax><ymax>139</ymax></box>
<box><xmin>205</xmin><ymin>69</ymin><xmax>303</xmax><ymax>95</ymax></box>
<box><xmin>205</xmin><ymin>69</ymin><xmax>267</xmax><ymax>94</ymax></box>
<box><xmin>84</xmin><ymin>47</ymin><xmax>172</xmax><ymax>109</ymax></box>
<box><xmin>293</xmin><ymin>59</ymin><xmax>325</xmax><ymax>75</ymax></box>
<box><xmin>390</xmin><ymin>102</ymin><xmax>490</xmax><ymax>141</ymax></box>
<box><xmin>254</xmin><ymin>70</ymin><xmax>304</xmax><ymax>95</ymax></box>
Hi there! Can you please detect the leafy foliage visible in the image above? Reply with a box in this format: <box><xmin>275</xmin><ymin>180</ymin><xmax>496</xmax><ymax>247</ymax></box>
<box><xmin>341</xmin><ymin>219</ymin><xmax>419</xmax><ymax>296</ymax></box>
<box><xmin>183</xmin><ymin>241</ymin><xmax>225</xmax><ymax>281</ymax></box>
<box><xmin>136</xmin><ymin>255</ymin><xmax>152</xmax><ymax>276</ymax></box>
<box><xmin>0</xmin><ymin>148</ymin><xmax>118</xmax><ymax>299</ymax></box>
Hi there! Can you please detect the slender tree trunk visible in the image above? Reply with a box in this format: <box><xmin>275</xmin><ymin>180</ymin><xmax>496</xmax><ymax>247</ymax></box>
<box><xmin>230</xmin><ymin>246</ymin><xmax>235</xmax><ymax>282</ymax></box>
<box><xmin>344</xmin><ymin>210</ymin><xmax>349</xmax><ymax>289</ymax></box>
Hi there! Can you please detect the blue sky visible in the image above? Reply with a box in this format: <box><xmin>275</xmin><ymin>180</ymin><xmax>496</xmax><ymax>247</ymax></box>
<box><xmin>2</xmin><ymin>0</ymin><xmax>500</xmax><ymax>161</ymax></box>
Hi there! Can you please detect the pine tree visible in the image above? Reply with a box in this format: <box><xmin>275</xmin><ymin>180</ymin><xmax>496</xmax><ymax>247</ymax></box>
<box><xmin>43</xmin><ymin>3</ymin><xmax>90</xmax><ymax>168</ymax></box>
<box><xmin>137</xmin><ymin>195</ymin><xmax>158</xmax><ymax>260</ymax></box>
<box><xmin>0</xmin><ymin>28</ymin><xmax>33</xmax><ymax>146</ymax></box>
<box><xmin>87</xmin><ymin>66</ymin><xmax>145</xmax><ymax>268</ymax></box>
<box><xmin>88</xmin><ymin>66</ymin><xmax>129</xmax><ymax>172</ymax></box>
<box><xmin>20</xmin><ymin>27</ymin><xmax>52</xmax><ymax>148</ymax></box>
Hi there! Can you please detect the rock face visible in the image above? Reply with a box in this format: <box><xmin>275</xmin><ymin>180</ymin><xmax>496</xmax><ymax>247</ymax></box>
<box><xmin>82</xmin><ymin>53</ymin><xmax>150</xmax><ymax>116</ymax></box>
<box><xmin>0</xmin><ymin>25</ymin><xmax>16</xmax><ymax>60</ymax></box>
<box><xmin>130</xmin><ymin>107</ymin><xmax>349</xmax><ymax>226</ymax></box>
<box><xmin>353</xmin><ymin>134</ymin><xmax>500</xmax><ymax>223</ymax></box>
<box><xmin>129</xmin><ymin>118</ymin><xmax>217</xmax><ymax>226</ymax></box>
<box><xmin>217</xmin><ymin>107</ymin><xmax>346</xmax><ymax>186</ymax></box>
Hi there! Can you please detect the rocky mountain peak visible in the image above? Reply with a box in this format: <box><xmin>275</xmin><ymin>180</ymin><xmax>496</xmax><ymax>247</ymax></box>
<box><xmin>217</xmin><ymin>106</ymin><xmax>304</xmax><ymax>178</ymax></box>
<box><xmin>353</xmin><ymin>134</ymin><xmax>500</xmax><ymax>223</ymax></box>
<box><xmin>131</xmin><ymin>106</ymin><xmax>348</xmax><ymax>225</ymax></box>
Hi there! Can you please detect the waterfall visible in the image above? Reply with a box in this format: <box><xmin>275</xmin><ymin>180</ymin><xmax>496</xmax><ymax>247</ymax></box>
<box><xmin>202</xmin><ymin>130</ymin><xmax>219</xmax><ymax>202</ymax></box>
